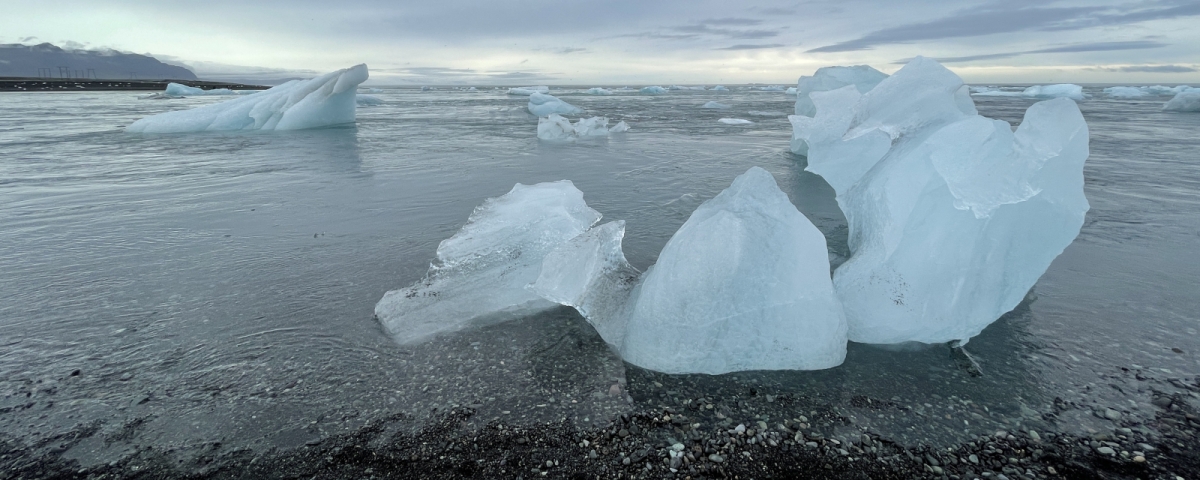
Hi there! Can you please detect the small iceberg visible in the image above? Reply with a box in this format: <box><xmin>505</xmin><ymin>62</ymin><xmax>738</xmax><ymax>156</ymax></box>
<box><xmin>640</xmin><ymin>86</ymin><xmax>667</xmax><ymax>95</ymax></box>
<box><xmin>163</xmin><ymin>82</ymin><xmax>239</xmax><ymax>96</ymax></box>
<box><xmin>972</xmin><ymin>84</ymin><xmax>1086</xmax><ymax>100</ymax></box>
<box><xmin>359</xmin><ymin>87</ymin><xmax>384</xmax><ymax>94</ymax></box>
<box><xmin>608</xmin><ymin>121</ymin><xmax>630</xmax><ymax>133</ymax></box>
<box><xmin>126</xmin><ymin>64</ymin><xmax>368</xmax><ymax>133</ymax></box>
<box><xmin>585</xmin><ymin>87</ymin><xmax>613</xmax><ymax>95</ymax></box>
<box><xmin>718</xmin><ymin>118</ymin><xmax>752</xmax><ymax>125</ymax></box>
<box><xmin>138</xmin><ymin>93</ymin><xmax>183</xmax><ymax>100</ymax></box>
<box><xmin>1163</xmin><ymin>91</ymin><xmax>1200</xmax><ymax>112</ymax></box>
<box><xmin>1103</xmin><ymin>86</ymin><xmax>1148</xmax><ymax>98</ymax></box>
<box><xmin>758</xmin><ymin>85</ymin><xmax>786</xmax><ymax>91</ymax></box>
<box><xmin>537</xmin><ymin>114</ymin><xmax>622</xmax><ymax>141</ymax></box>
<box><xmin>508</xmin><ymin>86</ymin><xmax>550</xmax><ymax>95</ymax></box>
<box><xmin>528</xmin><ymin>93</ymin><xmax>584</xmax><ymax>116</ymax></box>
<box><xmin>355</xmin><ymin>94</ymin><xmax>383</xmax><ymax>106</ymax></box>
<box><xmin>375</xmin><ymin>181</ymin><xmax>601</xmax><ymax>344</ymax></box>
<box><xmin>785</xmin><ymin>87</ymin><xmax>797</xmax><ymax>95</ymax></box>
<box><xmin>711</xmin><ymin>85</ymin><xmax>729</xmax><ymax>91</ymax></box>
<box><xmin>701</xmin><ymin>101</ymin><xmax>731</xmax><ymax>109</ymax></box>
<box><xmin>791</xmin><ymin>56</ymin><xmax>1089</xmax><ymax>345</ymax></box>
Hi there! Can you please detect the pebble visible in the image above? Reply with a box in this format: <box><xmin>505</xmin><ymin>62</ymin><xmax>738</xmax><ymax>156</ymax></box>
<box><xmin>1028</xmin><ymin>430</ymin><xmax>1041</xmax><ymax>442</ymax></box>
<box><xmin>969</xmin><ymin>454</ymin><xmax>979</xmax><ymax>464</ymax></box>
<box><xmin>708</xmin><ymin>454</ymin><xmax>724</xmax><ymax>463</ymax></box>
<box><xmin>1133</xmin><ymin>455</ymin><xmax>1146</xmax><ymax>463</ymax></box>
<box><xmin>1104</xmin><ymin>409</ymin><xmax>1122</xmax><ymax>420</ymax></box>
<box><xmin>733</xmin><ymin>424</ymin><xmax>746</xmax><ymax>435</ymax></box>
<box><xmin>1097</xmin><ymin>446</ymin><xmax>1115</xmax><ymax>455</ymax></box>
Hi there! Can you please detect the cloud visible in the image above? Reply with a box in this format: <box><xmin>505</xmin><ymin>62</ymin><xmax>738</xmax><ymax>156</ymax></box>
<box><xmin>716</xmin><ymin>44</ymin><xmax>787</xmax><ymax>50</ymax></box>
<box><xmin>898</xmin><ymin>40</ymin><xmax>1169</xmax><ymax>64</ymax></box>
<box><xmin>809</xmin><ymin>3</ymin><xmax>1200</xmax><ymax>53</ymax></box>
<box><xmin>555</xmin><ymin>47</ymin><xmax>587</xmax><ymax>54</ymax></box>
<box><xmin>669</xmin><ymin>24</ymin><xmax>780</xmax><ymax>39</ymax></box>
<box><xmin>1098</xmin><ymin>65</ymin><xmax>1198</xmax><ymax>73</ymax></box>
<box><xmin>699</xmin><ymin>18</ymin><xmax>763</xmax><ymax>26</ymax></box>
<box><xmin>754</xmin><ymin>7</ymin><xmax>796</xmax><ymax>15</ymax></box>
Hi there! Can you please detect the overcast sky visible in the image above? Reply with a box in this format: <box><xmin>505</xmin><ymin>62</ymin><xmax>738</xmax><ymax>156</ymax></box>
<box><xmin>3</xmin><ymin>0</ymin><xmax>1198</xmax><ymax>85</ymax></box>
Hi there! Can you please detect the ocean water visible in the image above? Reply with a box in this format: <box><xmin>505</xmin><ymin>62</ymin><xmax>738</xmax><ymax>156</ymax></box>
<box><xmin>1</xmin><ymin>86</ymin><xmax>1198</xmax><ymax>466</ymax></box>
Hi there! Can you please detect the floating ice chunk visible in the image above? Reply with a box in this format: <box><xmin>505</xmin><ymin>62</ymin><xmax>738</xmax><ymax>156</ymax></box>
<box><xmin>138</xmin><ymin>93</ymin><xmax>183</xmax><ymax>100</ymax></box>
<box><xmin>585</xmin><ymin>87</ymin><xmax>613</xmax><ymax>95</ymax></box>
<box><xmin>969</xmin><ymin>86</ymin><xmax>994</xmax><ymax>93</ymax></box>
<box><xmin>608</xmin><ymin>121</ymin><xmax>630</xmax><ymax>133</ymax></box>
<box><xmin>1163</xmin><ymin>91</ymin><xmax>1200</xmax><ymax>112</ymax></box>
<box><xmin>528</xmin><ymin>92</ymin><xmax>584</xmax><ymax>116</ymax></box>
<box><xmin>701</xmin><ymin>101</ymin><xmax>731</xmax><ymax>109</ymax></box>
<box><xmin>758</xmin><ymin>85</ymin><xmax>786</xmax><ymax>91</ymax></box>
<box><xmin>163</xmin><ymin>82</ymin><xmax>239</xmax><ymax>96</ymax></box>
<box><xmin>532</xmin><ymin>167</ymin><xmax>848</xmax><ymax>374</ymax></box>
<box><xmin>375</xmin><ymin>181</ymin><xmax>601</xmax><ymax>344</ymax></box>
<box><xmin>794</xmin><ymin>65</ymin><xmax>889</xmax><ymax>117</ymax></box>
<box><xmin>537</xmin><ymin>114</ymin><xmax>576</xmax><ymax>142</ymax></box>
<box><xmin>795</xmin><ymin>56</ymin><xmax>1090</xmax><ymax>345</ymax></box>
<box><xmin>126</xmin><ymin>64</ymin><xmax>368</xmax><ymax>133</ymax></box>
<box><xmin>1103</xmin><ymin>86</ymin><xmax>1148</xmax><ymax>98</ymax></box>
<box><xmin>747</xmin><ymin>110</ymin><xmax>785</xmax><ymax>116</ymax></box>
<box><xmin>711</xmin><ymin>85</ymin><xmax>729</xmax><ymax>91</ymax></box>
<box><xmin>670</xmin><ymin>85</ymin><xmax>706</xmax><ymax>91</ymax></box>
<box><xmin>359</xmin><ymin>87</ymin><xmax>384</xmax><ymax>93</ymax></box>
<box><xmin>574</xmin><ymin>116</ymin><xmax>610</xmax><ymax>136</ymax></box>
<box><xmin>972</xmin><ymin>84</ymin><xmax>1086</xmax><ymax>100</ymax></box>
<box><xmin>508</xmin><ymin>86</ymin><xmax>550</xmax><ymax>95</ymax></box>
<box><xmin>785</xmin><ymin>87</ymin><xmax>797</xmax><ymax>95</ymax></box>
<box><xmin>355</xmin><ymin>94</ymin><xmax>383</xmax><ymax>106</ymax></box>
<box><xmin>640</xmin><ymin>86</ymin><xmax>667</xmax><ymax>95</ymax></box>
<box><xmin>718</xmin><ymin>118</ymin><xmax>752</xmax><ymax>125</ymax></box>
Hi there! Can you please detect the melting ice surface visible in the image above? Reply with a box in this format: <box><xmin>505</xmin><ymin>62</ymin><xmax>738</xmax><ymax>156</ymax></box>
<box><xmin>374</xmin><ymin>181</ymin><xmax>601</xmax><ymax>344</ymax></box>
<box><xmin>536</xmin><ymin>114</ymin><xmax>622</xmax><ymax>141</ymax></box>
<box><xmin>527</xmin><ymin>93</ymin><xmax>584</xmax><ymax>116</ymax></box>
<box><xmin>532</xmin><ymin>167</ymin><xmax>848</xmax><ymax>374</ymax></box>
<box><xmin>126</xmin><ymin>65</ymin><xmax>368</xmax><ymax>133</ymax></box>
<box><xmin>794</xmin><ymin>65</ymin><xmax>889</xmax><ymax>118</ymax></box>
<box><xmin>793</xmin><ymin>57</ymin><xmax>1090</xmax><ymax>345</ymax></box>
<box><xmin>1163</xmin><ymin>91</ymin><xmax>1200</xmax><ymax>112</ymax></box>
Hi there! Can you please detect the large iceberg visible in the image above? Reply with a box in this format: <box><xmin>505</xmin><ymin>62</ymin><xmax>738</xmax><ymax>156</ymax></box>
<box><xmin>127</xmin><ymin>65</ymin><xmax>368</xmax><ymax>133</ymax></box>
<box><xmin>531</xmin><ymin>167</ymin><xmax>848</xmax><ymax>374</ymax></box>
<box><xmin>375</xmin><ymin>181</ymin><xmax>601</xmax><ymax>344</ymax></box>
<box><xmin>508</xmin><ymin>86</ymin><xmax>550</xmax><ymax>95</ymax></box>
<box><xmin>794</xmin><ymin>65</ymin><xmax>889</xmax><ymax>117</ymax></box>
<box><xmin>972</xmin><ymin>84</ymin><xmax>1086</xmax><ymax>100</ymax></box>
<box><xmin>792</xmin><ymin>57</ymin><xmax>1089</xmax><ymax>345</ymax></box>
<box><xmin>1163</xmin><ymin>91</ymin><xmax>1200</xmax><ymax>112</ymax></box>
<box><xmin>528</xmin><ymin>92</ymin><xmax>584</xmax><ymax>116</ymax></box>
<box><xmin>164</xmin><ymin>82</ymin><xmax>239</xmax><ymax>96</ymax></box>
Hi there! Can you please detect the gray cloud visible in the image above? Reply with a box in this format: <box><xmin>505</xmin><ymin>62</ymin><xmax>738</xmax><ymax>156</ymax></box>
<box><xmin>555</xmin><ymin>47</ymin><xmax>588</xmax><ymax>54</ymax></box>
<box><xmin>699</xmin><ymin>18</ymin><xmax>763</xmax><ymax>26</ymax></box>
<box><xmin>716</xmin><ymin>44</ymin><xmax>787</xmax><ymax>50</ymax></box>
<box><xmin>1109</xmin><ymin>65</ymin><xmax>1197</xmax><ymax>73</ymax></box>
<box><xmin>898</xmin><ymin>40</ymin><xmax>1170</xmax><ymax>64</ymax></box>
<box><xmin>669</xmin><ymin>24</ymin><xmax>780</xmax><ymax>39</ymax></box>
<box><xmin>809</xmin><ymin>3</ymin><xmax>1200</xmax><ymax>53</ymax></box>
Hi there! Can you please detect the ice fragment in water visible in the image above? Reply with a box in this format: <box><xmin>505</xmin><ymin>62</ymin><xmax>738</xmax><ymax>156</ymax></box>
<box><xmin>1163</xmin><ymin>91</ymin><xmax>1200</xmax><ymax>112</ymax></box>
<box><xmin>711</xmin><ymin>85</ymin><xmax>729</xmax><ymax>91</ymax></box>
<box><xmin>527</xmin><ymin>92</ymin><xmax>584</xmax><ymax>116</ymax></box>
<box><xmin>585</xmin><ymin>87</ymin><xmax>613</xmax><ymax>95</ymax></box>
<box><xmin>355</xmin><ymin>94</ymin><xmax>383</xmax><ymax>106</ymax></box>
<box><xmin>718</xmin><ymin>118</ymin><xmax>752</xmax><ymax>125</ymax></box>
<box><xmin>163</xmin><ymin>82</ymin><xmax>239</xmax><ymax>96</ymax></box>
<box><xmin>531</xmin><ymin>167</ymin><xmax>848</xmax><ymax>374</ymax></box>
<box><xmin>972</xmin><ymin>84</ymin><xmax>1086</xmax><ymax>100</ymax></box>
<box><xmin>126</xmin><ymin>65</ymin><xmax>368</xmax><ymax>133</ymax></box>
<box><xmin>537</xmin><ymin>115</ymin><xmax>613</xmax><ymax>141</ymax></box>
<box><xmin>507</xmin><ymin>85</ymin><xmax>550</xmax><ymax>95</ymax></box>
<box><xmin>701</xmin><ymin>101</ymin><xmax>731</xmax><ymax>109</ymax></box>
<box><xmin>608</xmin><ymin>121</ymin><xmax>630</xmax><ymax>133</ymax></box>
<box><xmin>794</xmin><ymin>56</ymin><xmax>1089</xmax><ymax>345</ymax></box>
<box><xmin>573</xmin><ymin>116</ymin><xmax>610</xmax><ymax>136</ymax></box>
<box><xmin>640</xmin><ymin>86</ymin><xmax>667</xmax><ymax>95</ymax></box>
<box><xmin>375</xmin><ymin>181</ymin><xmax>601</xmax><ymax>344</ymax></box>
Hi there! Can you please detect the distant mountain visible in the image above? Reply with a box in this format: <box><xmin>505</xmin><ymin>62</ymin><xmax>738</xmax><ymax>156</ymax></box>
<box><xmin>0</xmin><ymin>43</ymin><xmax>197</xmax><ymax>80</ymax></box>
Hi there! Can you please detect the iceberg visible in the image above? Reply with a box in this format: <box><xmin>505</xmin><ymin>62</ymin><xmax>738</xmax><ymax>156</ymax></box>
<box><xmin>785</xmin><ymin>87</ymin><xmax>798</xmax><ymax>95</ymax></box>
<box><xmin>701</xmin><ymin>101</ymin><xmax>731</xmax><ymax>109</ymax></box>
<box><xmin>795</xmin><ymin>65</ymin><xmax>889</xmax><ymax>117</ymax></box>
<box><xmin>973</xmin><ymin>84</ymin><xmax>1086</xmax><ymax>100</ymax></box>
<box><xmin>793</xmin><ymin>56</ymin><xmax>1089</xmax><ymax>345</ymax></box>
<box><xmin>126</xmin><ymin>65</ymin><xmax>368</xmax><ymax>133</ymax></box>
<box><xmin>1163</xmin><ymin>91</ymin><xmax>1200</xmax><ymax>112</ymax></box>
<box><xmin>163</xmin><ymin>82</ymin><xmax>239</xmax><ymax>96</ymax></box>
<box><xmin>536</xmin><ymin>114</ymin><xmax>615</xmax><ymax>141</ymax></box>
<box><xmin>508</xmin><ymin>85</ymin><xmax>550</xmax><ymax>95</ymax></box>
<box><xmin>1103</xmin><ymin>86</ymin><xmax>1148</xmax><ymax>98</ymax></box>
<box><xmin>758</xmin><ymin>85</ymin><xmax>786</xmax><ymax>91</ymax></box>
<box><xmin>528</xmin><ymin>92</ymin><xmax>584</xmax><ymax>116</ymax></box>
<box><xmin>640</xmin><ymin>86</ymin><xmax>667</xmax><ymax>95</ymax></box>
<box><xmin>138</xmin><ymin>93</ymin><xmax>183</xmax><ymax>100</ymax></box>
<box><xmin>530</xmin><ymin>167</ymin><xmax>848</xmax><ymax>374</ymax></box>
<box><xmin>355</xmin><ymin>94</ymin><xmax>383</xmax><ymax>106</ymax></box>
<box><xmin>585</xmin><ymin>87</ymin><xmax>613</xmax><ymax>95</ymax></box>
<box><xmin>711</xmin><ymin>85</ymin><xmax>729</xmax><ymax>91</ymax></box>
<box><xmin>608</xmin><ymin>121</ymin><xmax>630</xmax><ymax>133</ymax></box>
<box><xmin>359</xmin><ymin>87</ymin><xmax>384</xmax><ymax>93</ymax></box>
<box><xmin>375</xmin><ymin>181</ymin><xmax>601</xmax><ymax>344</ymax></box>
<box><xmin>718</xmin><ymin>118</ymin><xmax>752</xmax><ymax>125</ymax></box>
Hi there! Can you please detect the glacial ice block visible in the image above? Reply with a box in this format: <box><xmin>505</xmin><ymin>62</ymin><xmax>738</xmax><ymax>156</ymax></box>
<box><xmin>711</xmin><ymin>85</ymin><xmax>729</xmax><ymax>91</ymax></box>
<box><xmin>794</xmin><ymin>65</ymin><xmax>889</xmax><ymax>117</ymax></box>
<box><xmin>718</xmin><ymin>118</ymin><xmax>752</xmax><ymax>125</ymax></box>
<box><xmin>375</xmin><ymin>181</ymin><xmax>601</xmax><ymax>344</ymax></box>
<box><xmin>1163</xmin><ymin>91</ymin><xmax>1200</xmax><ymax>112</ymax></box>
<box><xmin>536</xmin><ymin>115</ymin><xmax>613</xmax><ymax>141</ymax></box>
<box><xmin>972</xmin><ymin>84</ymin><xmax>1086</xmax><ymax>100</ymax></box>
<box><xmin>164</xmin><ymin>83</ymin><xmax>239</xmax><ymax>96</ymax></box>
<box><xmin>530</xmin><ymin>167</ymin><xmax>849</xmax><ymax>374</ymax></box>
<box><xmin>508</xmin><ymin>86</ymin><xmax>550</xmax><ymax>95</ymax></box>
<box><xmin>1103</xmin><ymin>86</ymin><xmax>1148</xmax><ymax>98</ymax></box>
<box><xmin>127</xmin><ymin>65</ymin><xmax>368</xmax><ymax>133</ymax></box>
<box><xmin>640</xmin><ymin>86</ymin><xmax>667</xmax><ymax>95</ymax></box>
<box><xmin>356</xmin><ymin>94</ymin><xmax>383</xmax><ymax>106</ymax></box>
<box><xmin>701</xmin><ymin>101</ymin><xmax>731</xmax><ymax>109</ymax></box>
<box><xmin>795</xmin><ymin>57</ymin><xmax>1090</xmax><ymax>345</ymax></box>
<box><xmin>528</xmin><ymin>93</ymin><xmax>584</xmax><ymax>116</ymax></box>
<box><xmin>573</xmin><ymin>116</ymin><xmax>610</xmax><ymax>136</ymax></box>
<box><xmin>608</xmin><ymin>121</ymin><xmax>630</xmax><ymax>133</ymax></box>
<box><xmin>585</xmin><ymin>87</ymin><xmax>613</xmax><ymax>95</ymax></box>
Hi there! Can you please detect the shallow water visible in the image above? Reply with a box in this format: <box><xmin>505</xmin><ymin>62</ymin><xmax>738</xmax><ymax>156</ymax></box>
<box><xmin>1</xmin><ymin>86</ymin><xmax>1198</xmax><ymax>466</ymax></box>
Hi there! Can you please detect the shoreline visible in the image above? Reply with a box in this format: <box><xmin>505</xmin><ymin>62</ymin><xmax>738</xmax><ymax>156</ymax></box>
<box><xmin>0</xmin><ymin>77</ymin><xmax>268</xmax><ymax>92</ymax></box>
